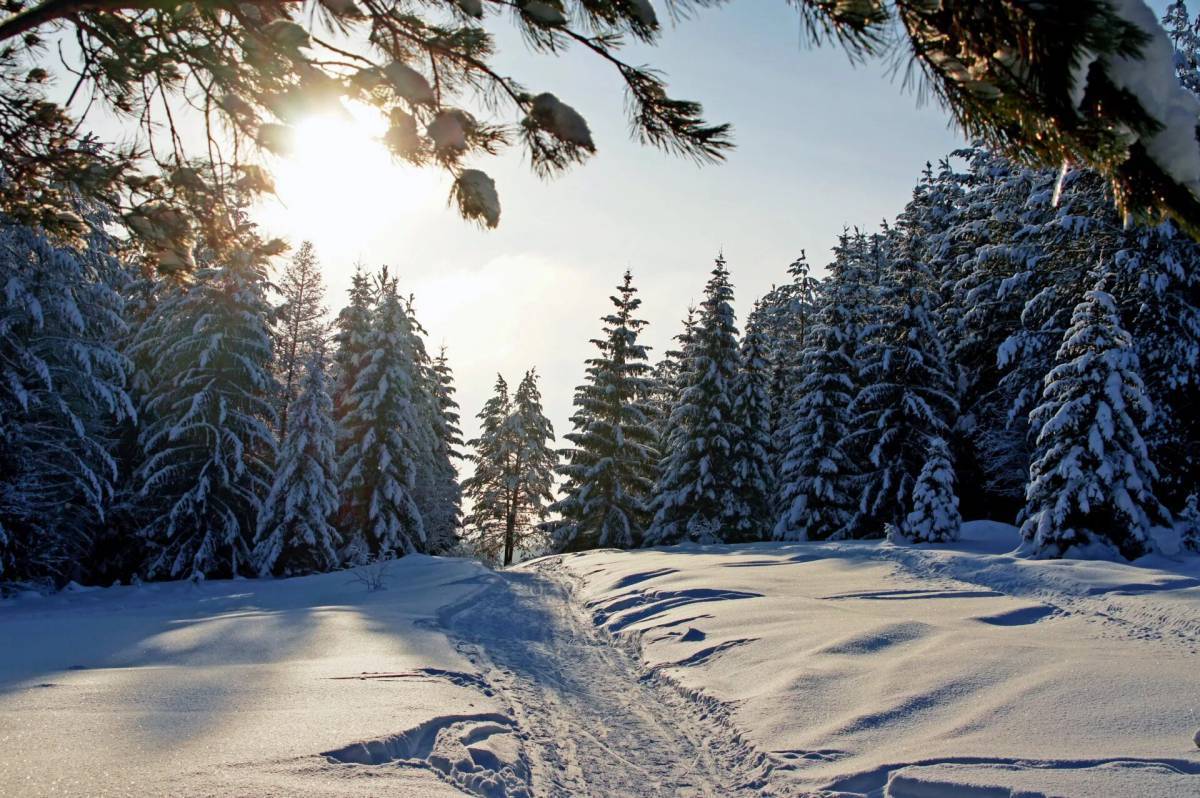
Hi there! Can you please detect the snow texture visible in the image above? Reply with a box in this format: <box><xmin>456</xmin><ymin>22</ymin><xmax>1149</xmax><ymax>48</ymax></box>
<box><xmin>3</xmin><ymin>527</ymin><xmax>1197</xmax><ymax>796</ymax></box>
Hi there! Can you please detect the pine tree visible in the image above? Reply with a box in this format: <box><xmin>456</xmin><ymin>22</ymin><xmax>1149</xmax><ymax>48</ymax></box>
<box><xmin>553</xmin><ymin>271</ymin><xmax>660</xmax><ymax>551</ymax></box>
<box><xmin>336</xmin><ymin>286</ymin><xmax>426</xmax><ymax>563</ymax></box>
<box><xmin>1021</xmin><ymin>280</ymin><xmax>1167</xmax><ymax>560</ymax></box>
<box><xmin>254</xmin><ymin>350</ymin><xmax>341</xmax><ymax>576</ymax></box>
<box><xmin>646</xmin><ymin>255</ymin><xmax>743</xmax><ymax>545</ymax></box>
<box><xmin>273</xmin><ymin>240</ymin><xmax>327</xmax><ymax>439</ymax></box>
<box><xmin>847</xmin><ymin>260</ymin><xmax>958</xmax><ymax>538</ymax></box>
<box><xmin>728</xmin><ymin>313</ymin><xmax>775</xmax><ymax>541</ymax></box>
<box><xmin>774</xmin><ymin>242</ymin><xmax>864</xmax><ymax>541</ymax></box>
<box><xmin>132</xmin><ymin>255</ymin><xmax>278</xmax><ymax>580</ymax></box>
<box><xmin>0</xmin><ymin>212</ymin><xmax>134</xmax><ymax>584</ymax></box>
<box><xmin>462</xmin><ymin>370</ymin><xmax>557</xmax><ymax>565</ymax></box>
<box><xmin>901</xmin><ymin>437</ymin><xmax>962</xmax><ymax>544</ymax></box>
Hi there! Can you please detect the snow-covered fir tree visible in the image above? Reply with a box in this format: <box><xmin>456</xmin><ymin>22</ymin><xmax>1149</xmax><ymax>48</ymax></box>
<box><xmin>552</xmin><ymin>271</ymin><xmax>660</xmax><ymax>551</ymax></box>
<box><xmin>417</xmin><ymin>346</ymin><xmax>464</xmax><ymax>554</ymax></box>
<box><xmin>646</xmin><ymin>256</ymin><xmax>743</xmax><ymax>545</ymax></box>
<box><xmin>272</xmin><ymin>240</ymin><xmax>327</xmax><ymax>439</ymax></box>
<box><xmin>1021</xmin><ymin>280</ymin><xmax>1167</xmax><ymax>560</ymax></box>
<box><xmin>336</xmin><ymin>285</ymin><xmax>426</xmax><ymax>563</ymax></box>
<box><xmin>1164</xmin><ymin>1</ymin><xmax>1200</xmax><ymax>95</ymax></box>
<box><xmin>901</xmin><ymin>437</ymin><xmax>962</xmax><ymax>544</ymax></box>
<box><xmin>131</xmin><ymin>253</ymin><xmax>278</xmax><ymax>579</ymax></box>
<box><xmin>0</xmin><ymin>212</ymin><xmax>133</xmax><ymax>584</ymax></box>
<box><xmin>774</xmin><ymin>238</ymin><xmax>866</xmax><ymax>541</ymax></box>
<box><xmin>254</xmin><ymin>350</ymin><xmax>341</xmax><ymax>576</ymax></box>
<box><xmin>649</xmin><ymin>305</ymin><xmax>697</xmax><ymax>453</ymax></box>
<box><xmin>1178</xmin><ymin>494</ymin><xmax>1200</xmax><ymax>552</ymax></box>
<box><xmin>462</xmin><ymin>375</ymin><xmax>513</xmax><ymax>564</ymax></box>
<box><xmin>508</xmin><ymin>370</ymin><xmax>558</xmax><ymax>562</ymax></box>
<box><xmin>1110</xmin><ymin>221</ymin><xmax>1200</xmax><ymax>508</ymax></box>
<box><xmin>728</xmin><ymin>310</ymin><xmax>775</xmax><ymax>541</ymax></box>
<box><xmin>749</xmin><ymin>252</ymin><xmax>820</xmax><ymax>443</ymax></box>
<box><xmin>941</xmin><ymin>148</ymin><xmax>1049</xmax><ymax>515</ymax></box>
<box><xmin>847</xmin><ymin>260</ymin><xmax>958</xmax><ymax>538</ymax></box>
<box><xmin>330</xmin><ymin>266</ymin><xmax>373</xmax><ymax>429</ymax></box>
<box><xmin>462</xmin><ymin>370</ymin><xmax>557</xmax><ymax>565</ymax></box>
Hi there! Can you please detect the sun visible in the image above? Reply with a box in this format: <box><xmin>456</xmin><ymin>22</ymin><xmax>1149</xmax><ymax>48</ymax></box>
<box><xmin>259</xmin><ymin>102</ymin><xmax>442</xmax><ymax>262</ymax></box>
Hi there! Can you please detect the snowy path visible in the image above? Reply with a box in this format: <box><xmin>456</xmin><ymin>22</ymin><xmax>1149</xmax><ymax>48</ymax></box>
<box><xmin>437</xmin><ymin>559</ymin><xmax>781</xmax><ymax>797</ymax></box>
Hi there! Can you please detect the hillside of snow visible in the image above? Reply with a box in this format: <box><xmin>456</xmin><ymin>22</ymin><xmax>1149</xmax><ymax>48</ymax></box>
<box><xmin>3</xmin><ymin>523</ymin><xmax>1199</xmax><ymax>797</ymax></box>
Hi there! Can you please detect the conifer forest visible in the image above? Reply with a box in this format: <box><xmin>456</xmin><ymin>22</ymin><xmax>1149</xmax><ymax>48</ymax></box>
<box><xmin>2</xmin><ymin>0</ymin><xmax>1200</xmax><ymax>796</ymax></box>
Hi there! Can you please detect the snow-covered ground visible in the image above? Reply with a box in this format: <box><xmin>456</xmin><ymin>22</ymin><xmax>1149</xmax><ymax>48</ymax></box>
<box><xmin>2</xmin><ymin>523</ymin><xmax>1198</xmax><ymax>797</ymax></box>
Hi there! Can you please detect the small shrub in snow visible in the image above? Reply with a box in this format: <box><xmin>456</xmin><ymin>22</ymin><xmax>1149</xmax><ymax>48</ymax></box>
<box><xmin>1180</xmin><ymin>495</ymin><xmax>1200</xmax><ymax>553</ymax></box>
<box><xmin>349</xmin><ymin>558</ymin><xmax>390</xmax><ymax>592</ymax></box>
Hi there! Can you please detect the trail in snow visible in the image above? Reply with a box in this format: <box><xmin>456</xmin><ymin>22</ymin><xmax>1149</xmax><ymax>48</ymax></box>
<box><xmin>434</xmin><ymin>558</ymin><xmax>783</xmax><ymax>797</ymax></box>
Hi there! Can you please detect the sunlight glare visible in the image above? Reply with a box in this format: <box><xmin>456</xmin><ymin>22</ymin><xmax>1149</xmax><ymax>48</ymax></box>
<box><xmin>262</xmin><ymin>102</ymin><xmax>442</xmax><ymax>262</ymax></box>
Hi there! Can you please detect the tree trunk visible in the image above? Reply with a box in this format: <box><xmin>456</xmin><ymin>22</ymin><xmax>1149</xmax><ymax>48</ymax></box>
<box><xmin>504</xmin><ymin>511</ymin><xmax>516</xmax><ymax>566</ymax></box>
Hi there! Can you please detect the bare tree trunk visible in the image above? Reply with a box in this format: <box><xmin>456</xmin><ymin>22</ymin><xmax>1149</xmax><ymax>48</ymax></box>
<box><xmin>504</xmin><ymin>511</ymin><xmax>516</xmax><ymax>566</ymax></box>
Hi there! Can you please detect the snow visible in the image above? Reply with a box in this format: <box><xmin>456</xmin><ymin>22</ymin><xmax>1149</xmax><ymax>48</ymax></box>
<box><xmin>456</xmin><ymin>169</ymin><xmax>501</xmax><ymax>228</ymax></box>
<box><xmin>0</xmin><ymin>556</ymin><xmax>507</xmax><ymax>796</ymax></box>
<box><xmin>3</xmin><ymin>528</ymin><xmax>1198</xmax><ymax>796</ymax></box>
<box><xmin>383</xmin><ymin>61</ymin><xmax>435</xmax><ymax>106</ymax></box>
<box><xmin>528</xmin><ymin>93</ymin><xmax>594</xmax><ymax>150</ymax></box>
<box><xmin>544</xmin><ymin>523</ymin><xmax>1200</xmax><ymax>796</ymax></box>
<box><xmin>1106</xmin><ymin>0</ymin><xmax>1200</xmax><ymax>193</ymax></box>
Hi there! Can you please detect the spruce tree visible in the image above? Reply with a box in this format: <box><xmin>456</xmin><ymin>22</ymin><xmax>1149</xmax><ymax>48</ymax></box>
<box><xmin>132</xmin><ymin>254</ymin><xmax>278</xmax><ymax>579</ymax></box>
<box><xmin>646</xmin><ymin>255</ymin><xmax>742</xmax><ymax>545</ymax></box>
<box><xmin>901</xmin><ymin>437</ymin><xmax>962</xmax><ymax>544</ymax></box>
<box><xmin>331</xmin><ymin>266</ymin><xmax>373</xmax><ymax>429</ymax></box>
<box><xmin>336</xmin><ymin>286</ymin><xmax>426</xmax><ymax>563</ymax></box>
<box><xmin>254</xmin><ymin>350</ymin><xmax>341</xmax><ymax>576</ymax></box>
<box><xmin>1164</xmin><ymin>1</ymin><xmax>1200</xmax><ymax>95</ymax></box>
<box><xmin>774</xmin><ymin>279</ymin><xmax>859</xmax><ymax>542</ymax></box>
<box><xmin>1021</xmin><ymin>280</ymin><xmax>1166</xmax><ymax>560</ymax></box>
<box><xmin>553</xmin><ymin>271</ymin><xmax>660</xmax><ymax>551</ymax></box>
<box><xmin>462</xmin><ymin>370</ymin><xmax>557</xmax><ymax>565</ymax></box>
<box><xmin>728</xmin><ymin>312</ymin><xmax>775</xmax><ymax>541</ymax></box>
<box><xmin>273</xmin><ymin>241</ymin><xmax>327</xmax><ymax>439</ymax></box>
<box><xmin>462</xmin><ymin>375</ymin><xmax>514</xmax><ymax>564</ymax></box>
<box><xmin>0</xmin><ymin>212</ymin><xmax>134</xmax><ymax>584</ymax></box>
<box><xmin>415</xmin><ymin>344</ymin><xmax>465</xmax><ymax>554</ymax></box>
<box><xmin>392</xmin><ymin>291</ymin><xmax>459</xmax><ymax>553</ymax></box>
<box><xmin>847</xmin><ymin>261</ymin><xmax>958</xmax><ymax>538</ymax></box>
<box><xmin>1110</xmin><ymin>221</ymin><xmax>1200</xmax><ymax>509</ymax></box>
<box><xmin>650</xmin><ymin>305</ymin><xmax>697</xmax><ymax>454</ymax></box>
<box><xmin>751</xmin><ymin>252</ymin><xmax>820</xmax><ymax>429</ymax></box>
<box><xmin>507</xmin><ymin>369</ymin><xmax>558</xmax><ymax>564</ymax></box>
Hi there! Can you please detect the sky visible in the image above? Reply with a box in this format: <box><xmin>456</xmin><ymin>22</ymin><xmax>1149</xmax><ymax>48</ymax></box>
<box><xmin>251</xmin><ymin>2</ymin><xmax>973</xmax><ymax>449</ymax></box>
